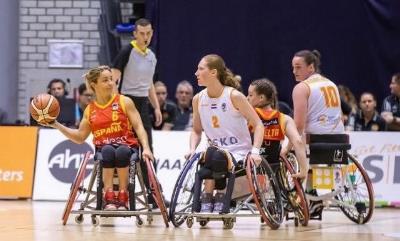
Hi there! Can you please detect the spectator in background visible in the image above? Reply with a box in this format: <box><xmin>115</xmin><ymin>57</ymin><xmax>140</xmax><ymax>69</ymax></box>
<box><xmin>381</xmin><ymin>73</ymin><xmax>400</xmax><ymax>131</ymax></box>
<box><xmin>48</xmin><ymin>78</ymin><xmax>68</xmax><ymax>97</ymax></box>
<box><xmin>347</xmin><ymin>92</ymin><xmax>386</xmax><ymax>131</ymax></box>
<box><xmin>150</xmin><ymin>81</ymin><xmax>177</xmax><ymax>130</ymax></box>
<box><xmin>44</xmin><ymin>78</ymin><xmax>75</xmax><ymax>127</ymax></box>
<box><xmin>76</xmin><ymin>83</ymin><xmax>93</xmax><ymax>123</ymax></box>
<box><xmin>338</xmin><ymin>84</ymin><xmax>358</xmax><ymax>125</ymax></box>
<box><xmin>172</xmin><ymin>80</ymin><xmax>194</xmax><ymax>131</ymax></box>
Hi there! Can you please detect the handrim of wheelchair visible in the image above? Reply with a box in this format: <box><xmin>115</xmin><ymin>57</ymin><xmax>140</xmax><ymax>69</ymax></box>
<box><xmin>62</xmin><ymin>134</ymin><xmax>374</xmax><ymax>228</ymax></box>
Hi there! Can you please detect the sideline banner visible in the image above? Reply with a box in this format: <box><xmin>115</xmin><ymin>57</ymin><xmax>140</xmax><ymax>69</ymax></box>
<box><xmin>349</xmin><ymin>132</ymin><xmax>400</xmax><ymax>206</ymax></box>
<box><xmin>31</xmin><ymin>129</ymin><xmax>400</xmax><ymax>205</ymax></box>
<box><xmin>152</xmin><ymin>131</ymin><xmax>207</xmax><ymax>199</ymax></box>
<box><xmin>0</xmin><ymin>126</ymin><xmax>38</xmax><ymax>198</ymax></box>
<box><xmin>33</xmin><ymin>129</ymin><xmax>94</xmax><ymax>200</ymax></box>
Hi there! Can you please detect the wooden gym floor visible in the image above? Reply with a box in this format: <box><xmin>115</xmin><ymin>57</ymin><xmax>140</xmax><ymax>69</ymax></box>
<box><xmin>0</xmin><ymin>200</ymin><xmax>399</xmax><ymax>241</ymax></box>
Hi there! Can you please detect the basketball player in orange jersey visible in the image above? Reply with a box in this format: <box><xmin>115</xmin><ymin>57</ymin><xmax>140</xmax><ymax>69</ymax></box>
<box><xmin>187</xmin><ymin>54</ymin><xmax>264</xmax><ymax>213</ymax></box>
<box><xmin>247</xmin><ymin>78</ymin><xmax>308</xmax><ymax>179</ymax></box>
<box><xmin>44</xmin><ymin>65</ymin><xmax>153</xmax><ymax>211</ymax></box>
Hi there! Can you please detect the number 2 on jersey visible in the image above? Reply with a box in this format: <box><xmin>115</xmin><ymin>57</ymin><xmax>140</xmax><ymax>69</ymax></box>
<box><xmin>212</xmin><ymin>115</ymin><xmax>220</xmax><ymax>128</ymax></box>
<box><xmin>320</xmin><ymin>86</ymin><xmax>339</xmax><ymax>108</ymax></box>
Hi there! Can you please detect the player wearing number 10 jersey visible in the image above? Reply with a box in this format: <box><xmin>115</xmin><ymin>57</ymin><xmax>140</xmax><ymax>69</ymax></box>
<box><xmin>292</xmin><ymin>50</ymin><xmax>344</xmax><ymax>135</ymax></box>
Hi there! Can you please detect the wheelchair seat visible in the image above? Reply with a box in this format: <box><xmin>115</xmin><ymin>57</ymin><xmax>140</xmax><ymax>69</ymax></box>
<box><xmin>306</xmin><ymin>134</ymin><xmax>351</xmax><ymax>165</ymax></box>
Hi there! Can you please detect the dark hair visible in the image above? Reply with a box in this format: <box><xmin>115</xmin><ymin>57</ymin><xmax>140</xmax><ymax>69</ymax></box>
<box><xmin>294</xmin><ymin>49</ymin><xmax>321</xmax><ymax>73</ymax></box>
<box><xmin>250</xmin><ymin>78</ymin><xmax>278</xmax><ymax>109</ymax></box>
<box><xmin>203</xmin><ymin>54</ymin><xmax>242</xmax><ymax>91</ymax></box>
<box><xmin>135</xmin><ymin>18</ymin><xmax>151</xmax><ymax>28</ymax></box>
<box><xmin>392</xmin><ymin>73</ymin><xmax>400</xmax><ymax>85</ymax></box>
<box><xmin>47</xmin><ymin>78</ymin><xmax>68</xmax><ymax>96</ymax></box>
<box><xmin>360</xmin><ymin>92</ymin><xmax>376</xmax><ymax>102</ymax></box>
<box><xmin>78</xmin><ymin>83</ymin><xmax>87</xmax><ymax>95</ymax></box>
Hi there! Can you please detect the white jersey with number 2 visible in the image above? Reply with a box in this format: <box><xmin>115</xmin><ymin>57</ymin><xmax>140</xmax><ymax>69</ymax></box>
<box><xmin>197</xmin><ymin>86</ymin><xmax>252</xmax><ymax>161</ymax></box>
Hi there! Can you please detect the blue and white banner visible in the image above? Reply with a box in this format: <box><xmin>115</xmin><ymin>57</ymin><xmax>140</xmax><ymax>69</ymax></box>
<box><xmin>33</xmin><ymin>129</ymin><xmax>95</xmax><ymax>200</ymax></box>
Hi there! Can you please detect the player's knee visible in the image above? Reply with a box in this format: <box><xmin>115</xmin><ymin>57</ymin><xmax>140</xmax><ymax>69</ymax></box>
<box><xmin>202</xmin><ymin>146</ymin><xmax>229</xmax><ymax>190</ymax></box>
<box><xmin>101</xmin><ymin>145</ymin><xmax>116</xmax><ymax>168</ymax></box>
<box><xmin>115</xmin><ymin>145</ymin><xmax>131</xmax><ymax>168</ymax></box>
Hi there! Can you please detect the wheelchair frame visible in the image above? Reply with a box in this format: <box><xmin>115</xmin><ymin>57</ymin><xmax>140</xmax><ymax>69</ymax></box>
<box><xmin>169</xmin><ymin>153</ymin><xmax>284</xmax><ymax>230</ymax></box>
<box><xmin>304</xmin><ymin>135</ymin><xmax>375</xmax><ymax>224</ymax></box>
<box><xmin>61</xmin><ymin>150</ymin><xmax>169</xmax><ymax>227</ymax></box>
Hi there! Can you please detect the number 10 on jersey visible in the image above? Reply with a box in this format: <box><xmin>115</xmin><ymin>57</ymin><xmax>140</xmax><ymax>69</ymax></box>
<box><xmin>320</xmin><ymin>86</ymin><xmax>339</xmax><ymax>108</ymax></box>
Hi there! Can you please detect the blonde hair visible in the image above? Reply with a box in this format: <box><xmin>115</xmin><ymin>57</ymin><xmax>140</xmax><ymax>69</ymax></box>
<box><xmin>82</xmin><ymin>65</ymin><xmax>111</xmax><ymax>93</ymax></box>
<box><xmin>203</xmin><ymin>54</ymin><xmax>242</xmax><ymax>91</ymax></box>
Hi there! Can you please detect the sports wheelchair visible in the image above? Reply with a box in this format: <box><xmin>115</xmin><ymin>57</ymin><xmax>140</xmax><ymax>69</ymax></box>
<box><xmin>169</xmin><ymin>147</ymin><xmax>285</xmax><ymax>230</ymax></box>
<box><xmin>61</xmin><ymin>149</ymin><xmax>169</xmax><ymax>227</ymax></box>
<box><xmin>304</xmin><ymin>134</ymin><xmax>374</xmax><ymax>224</ymax></box>
<box><xmin>260</xmin><ymin>141</ymin><xmax>309</xmax><ymax>227</ymax></box>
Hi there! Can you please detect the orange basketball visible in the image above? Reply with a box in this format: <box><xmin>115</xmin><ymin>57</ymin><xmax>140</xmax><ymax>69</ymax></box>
<box><xmin>30</xmin><ymin>93</ymin><xmax>60</xmax><ymax>123</ymax></box>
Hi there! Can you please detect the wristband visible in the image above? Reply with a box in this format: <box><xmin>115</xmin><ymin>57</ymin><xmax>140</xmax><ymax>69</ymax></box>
<box><xmin>251</xmin><ymin>147</ymin><xmax>260</xmax><ymax>155</ymax></box>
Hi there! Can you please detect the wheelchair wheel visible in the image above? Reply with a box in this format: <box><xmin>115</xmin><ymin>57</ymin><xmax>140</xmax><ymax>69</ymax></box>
<box><xmin>146</xmin><ymin>158</ymin><xmax>169</xmax><ymax>227</ymax></box>
<box><xmin>246</xmin><ymin>155</ymin><xmax>284</xmax><ymax>230</ymax></box>
<box><xmin>278</xmin><ymin>154</ymin><xmax>309</xmax><ymax>226</ymax></box>
<box><xmin>169</xmin><ymin>153</ymin><xmax>200</xmax><ymax>227</ymax></box>
<box><xmin>336</xmin><ymin>154</ymin><xmax>374</xmax><ymax>224</ymax></box>
<box><xmin>62</xmin><ymin>151</ymin><xmax>91</xmax><ymax>225</ymax></box>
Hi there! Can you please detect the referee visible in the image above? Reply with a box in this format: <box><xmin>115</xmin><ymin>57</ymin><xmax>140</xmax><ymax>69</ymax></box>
<box><xmin>112</xmin><ymin>18</ymin><xmax>162</xmax><ymax>150</ymax></box>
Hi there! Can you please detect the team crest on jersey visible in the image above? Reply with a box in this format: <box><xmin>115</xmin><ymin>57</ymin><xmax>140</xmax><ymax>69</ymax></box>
<box><xmin>221</xmin><ymin>103</ymin><xmax>227</xmax><ymax>112</ymax></box>
<box><xmin>112</xmin><ymin>103</ymin><xmax>119</xmax><ymax>110</ymax></box>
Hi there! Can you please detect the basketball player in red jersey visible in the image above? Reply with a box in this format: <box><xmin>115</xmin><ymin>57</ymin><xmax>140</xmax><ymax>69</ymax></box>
<box><xmin>45</xmin><ymin>65</ymin><xmax>153</xmax><ymax>210</ymax></box>
<box><xmin>247</xmin><ymin>78</ymin><xmax>308</xmax><ymax>179</ymax></box>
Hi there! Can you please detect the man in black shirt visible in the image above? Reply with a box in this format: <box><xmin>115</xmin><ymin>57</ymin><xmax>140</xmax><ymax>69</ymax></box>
<box><xmin>348</xmin><ymin>92</ymin><xmax>386</xmax><ymax>131</ymax></box>
<box><xmin>381</xmin><ymin>73</ymin><xmax>400</xmax><ymax>131</ymax></box>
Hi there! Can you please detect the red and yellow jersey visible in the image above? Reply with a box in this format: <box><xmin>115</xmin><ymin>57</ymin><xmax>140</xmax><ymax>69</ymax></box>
<box><xmin>255</xmin><ymin>108</ymin><xmax>286</xmax><ymax>141</ymax></box>
<box><xmin>86</xmin><ymin>94</ymin><xmax>138</xmax><ymax>148</ymax></box>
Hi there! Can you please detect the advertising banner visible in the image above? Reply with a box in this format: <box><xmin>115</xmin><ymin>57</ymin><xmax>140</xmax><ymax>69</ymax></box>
<box><xmin>349</xmin><ymin>132</ymin><xmax>400</xmax><ymax>206</ymax></box>
<box><xmin>0</xmin><ymin>127</ymin><xmax>38</xmax><ymax>198</ymax></box>
<box><xmin>31</xmin><ymin>129</ymin><xmax>400</xmax><ymax>206</ymax></box>
<box><xmin>33</xmin><ymin>129</ymin><xmax>94</xmax><ymax>200</ymax></box>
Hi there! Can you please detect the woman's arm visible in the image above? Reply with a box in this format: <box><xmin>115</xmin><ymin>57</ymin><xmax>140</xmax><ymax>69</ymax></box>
<box><xmin>49</xmin><ymin>109</ymin><xmax>92</xmax><ymax>144</ymax></box>
<box><xmin>188</xmin><ymin>94</ymin><xmax>202</xmax><ymax>157</ymax></box>
<box><xmin>284</xmin><ymin>115</ymin><xmax>308</xmax><ymax>179</ymax></box>
<box><xmin>231</xmin><ymin>90</ymin><xmax>263</xmax><ymax>163</ymax></box>
<box><xmin>292</xmin><ymin>82</ymin><xmax>309</xmax><ymax>134</ymax></box>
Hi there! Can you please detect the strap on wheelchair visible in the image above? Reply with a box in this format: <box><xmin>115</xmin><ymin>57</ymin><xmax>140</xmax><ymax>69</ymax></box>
<box><xmin>309</xmin><ymin>143</ymin><xmax>351</xmax><ymax>151</ymax></box>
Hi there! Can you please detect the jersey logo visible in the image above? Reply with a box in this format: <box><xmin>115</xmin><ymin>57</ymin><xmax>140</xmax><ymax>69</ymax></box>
<box><xmin>112</xmin><ymin>103</ymin><xmax>119</xmax><ymax>111</ymax></box>
<box><xmin>221</xmin><ymin>103</ymin><xmax>227</xmax><ymax>112</ymax></box>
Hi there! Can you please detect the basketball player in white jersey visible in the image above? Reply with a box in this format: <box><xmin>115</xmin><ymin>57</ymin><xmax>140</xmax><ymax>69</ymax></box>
<box><xmin>187</xmin><ymin>54</ymin><xmax>264</xmax><ymax>213</ymax></box>
<box><xmin>291</xmin><ymin>49</ymin><xmax>344</xmax><ymax>217</ymax></box>
<box><xmin>292</xmin><ymin>49</ymin><xmax>344</xmax><ymax>135</ymax></box>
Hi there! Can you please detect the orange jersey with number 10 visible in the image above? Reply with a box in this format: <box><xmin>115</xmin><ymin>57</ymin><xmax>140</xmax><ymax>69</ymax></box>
<box><xmin>87</xmin><ymin>94</ymin><xmax>138</xmax><ymax>148</ymax></box>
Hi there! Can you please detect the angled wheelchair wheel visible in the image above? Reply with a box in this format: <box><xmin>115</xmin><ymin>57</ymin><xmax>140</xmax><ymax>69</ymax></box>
<box><xmin>62</xmin><ymin>151</ymin><xmax>92</xmax><ymax>225</ymax></box>
<box><xmin>278</xmin><ymin>154</ymin><xmax>309</xmax><ymax>226</ymax></box>
<box><xmin>336</xmin><ymin>154</ymin><xmax>374</xmax><ymax>224</ymax></box>
<box><xmin>246</xmin><ymin>155</ymin><xmax>284</xmax><ymax>230</ymax></box>
<box><xmin>169</xmin><ymin>153</ymin><xmax>200</xmax><ymax>227</ymax></box>
<box><xmin>146</xmin><ymin>158</ymin><xmax>170</xmax><ymax>227</ymax></box>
